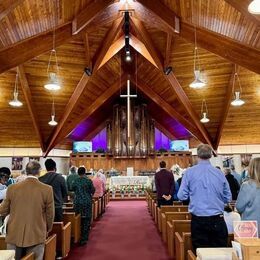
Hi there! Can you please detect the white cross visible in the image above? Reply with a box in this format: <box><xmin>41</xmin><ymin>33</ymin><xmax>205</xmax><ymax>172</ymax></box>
<box><xmin>120</xmin><ymin>79</ymin><xmax>137</xmax><ymax>138</ymax></box>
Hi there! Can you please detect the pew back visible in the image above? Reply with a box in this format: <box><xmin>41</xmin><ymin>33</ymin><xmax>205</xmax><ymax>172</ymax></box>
<box><xmin>162</xmin><ymin>212</ymin><xmax>191</xmax><ymax>242</ymax></box>
<box><xmin>0</xmin><ymin>235</ymin><xmax>6</xmax><ymax>250</ymax></box>
<box><xmin>167</xmin><ymin>220</ymin><xmax>191</xmax><ymax>258</ymax></box>
<box><xmin>63</xmin><ymin>212</ymin><xmax>81</xmax><ymax>244</ymax></box>
<box><xmin>175</xmin><ymin>232</ymin><xmax>193</xmax><ymax>260</ymax></box>
<box><xmin>187</xmin><ymin>250</ymin><xmax>196</xmax><ymax>260</ymax></box>
<box><xmin>44</xmin><ymin>234</ymin><xmax>56</xmax><ymax>260</ymax></box>
<box><xmin>21</xmin><ymin>252</ymin><xmax>34</xmax><ymax>260</ymax></box>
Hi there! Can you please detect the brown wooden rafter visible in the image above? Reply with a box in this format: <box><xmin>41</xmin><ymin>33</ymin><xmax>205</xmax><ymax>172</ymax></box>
<box><xmin>165</xmin><ymin>34</ymin><xmax>173</xmax><ymax>68</ymax></box>
<box><xmin>18</xmin><ymin>65</ymin><xmax>45</xmax><ymax>151</ymax></box>
<box><xmin>44</xmin><ymin>74</ymin><xmax>128</xmax><ymax>156</ymax></box>
<box><xmin>214</xmin><ymin>65</ymin><xmax>239</xmax><ymax>150</ymax></box>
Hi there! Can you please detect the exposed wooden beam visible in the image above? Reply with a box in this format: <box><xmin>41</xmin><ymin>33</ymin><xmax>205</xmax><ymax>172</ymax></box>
<box><xmin>165</xmin><ymin>33</ymin><xmax>173</xmax><ymax>68</ymax></box>
<box><xmin>180</xmin><ymin>21</ymin><xmax>260</xmax><ymax>75</ymax></box>
<box><xmin>72</xmin><ymin>0</ymin><xmax>114</xmax><ymax>35</ymax></box>
<box><xmin>134</xmin><ymin>0</ymin><xmax>180</xmax><ymax>34</ymax></box>
<box><xmin>130</xmin><ymin>17</ymin><xmax>164</xmax><ymax>70</ymax></box>
<box><xmin>224</xmin><ymin>0</ymin><xmax>260</xmax><ymax>25</ymax></box>
<box><xmin>165</xmin><ymin>72</ymin><xmax>214</xmax><ymax>148</ymax></box>
<box><xmin>18</xmin><ymin>65</ymin><xmax>45</xmax><ymax>151</ymax></box>
<box><xmin>44</xmin><ymin>74</ymin><xmax>127</xmax><ymax>156</ymax></box>
<box><xmin>0</xmin><ymin>0</ymin><xmax>24</xmax><ymax>21</ymax></box>
<box><xmin>135</xmin><ymin>0</ymin><xmax>260</xmax><ymax>74</ymax></box>
<box><xmin>44</xmin><ymin>73</ymin><xmax>90</xmax><ymax>155</ymax></box>
<box><xmin>214</xmin><ymin>65</ymin><xmax>238</xmax><ymax>150</ymax></box>
<box><xmin>83</xmin><ymin>33</ymin><xmax>91</xmax><ymax>68</ymax></box>
<box><xmin>0</xmin><ymin>22</ymin><xmax>73</xmax><ymax>75</ymax></box>
<box><xmin>131</xmin><ymin>77</ymin><xmax>206</xmax><ymax>143</ymax></box>
<box><xmin>92</xmin><ymin>18</ymin><xmax>124</xmax><ymax>73</ymax></box>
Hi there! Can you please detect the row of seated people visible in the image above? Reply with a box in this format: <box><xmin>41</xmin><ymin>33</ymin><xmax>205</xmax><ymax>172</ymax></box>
<box><xmin>147</xmin><ymin>192</ymin><xmax>237</xmax><ymax>260</ymax></box>
<box><xmin>0</xmin><ymin>160</ymin><xmax>109</xmax><ymax>260</ymax></box>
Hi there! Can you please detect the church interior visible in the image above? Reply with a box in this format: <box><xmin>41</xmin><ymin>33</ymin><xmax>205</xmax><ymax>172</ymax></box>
<box><xmin>0</xmin><ymin>0</ymin><xmax>260</xmax><ymax>259</ymax></box>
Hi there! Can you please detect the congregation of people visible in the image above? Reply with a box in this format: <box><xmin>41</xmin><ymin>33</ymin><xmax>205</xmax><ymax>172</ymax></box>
<box><xmin>0</xmin><ymin>159</ymin><xmax>107</xmax><ymax>260</ymax></box>
<box><xmin>155</xmin><ymin>144</ymin><xmax>260</xmax><ymax>251</ymax></box>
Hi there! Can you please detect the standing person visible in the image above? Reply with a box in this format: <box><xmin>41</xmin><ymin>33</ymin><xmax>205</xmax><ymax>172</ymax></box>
<box><xmin>155</xmin><ymin>161</ymin><xmax>174</xmax><ymax>207</ymax></box>
<box><xmin>236</xmin><ymin>157</ymin><xmax>260</xmax><ymax>237</ymax></box>
<box><xmin>231</xmin><ymin>165</ymin><xmax>241</xmax><ymax>184</ymax></box>
<box><xmin>16</xmin><ymin>170</ymin><xmax>28</xmax><ymax>183</ymax></box>
<box><xmin>0</xmin><ymin>173</ymin><xmax>7</xmax><ymax>202</ymax></box>
<box><xmin>224</xmin><ymin>168</ymin><xmax>240</xmax><ymax>200</ymax></box>
<box><xmin>72</xmin><ymin>167</ymin><xmax>95</xmax><ymax>245</ymax></box>
<box><xmin>92</xmin><ymin>173</ymin><xmax>104</xmax><ymax>198</ymax></box>
<box><xmin>0</xmin><ymin>167</ymin><xmax>15</xmax><ymax>186</ymax></box>
<box><xmin>0</xmin><ymin>161</ymin><xmax>54</xmax><ymax>260</ymax></box>
<box><xmin>66</xmin><ymin>166</ymin><xmax>78</xmax><ymax>201</ymax></box>
<box><xmin>97</xmin><ymin>169</ymin><xmax>107</xmax><ymax>190</ymax></box>
<box><xmin>178</xmin><ymin>144</ymin><xmax>232</xmax><ymax>251</ymax></box>
<box><xmin>39</xmin><ymin>159</ymin><xmax>68</xmax><ymax>222</ymax></box>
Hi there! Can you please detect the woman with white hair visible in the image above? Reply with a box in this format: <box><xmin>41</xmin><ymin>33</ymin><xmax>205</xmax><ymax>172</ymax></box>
<box><xmin>92</xmin><ymin>172</ymin><xmax>104</xmax><ymax>198</ymax></box>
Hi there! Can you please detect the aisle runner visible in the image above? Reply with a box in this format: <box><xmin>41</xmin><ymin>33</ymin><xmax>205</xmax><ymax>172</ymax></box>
<box><xmin>68</xmin><ymin>201</ymin><xmax>170</xmax><ymax>260</ymax></box>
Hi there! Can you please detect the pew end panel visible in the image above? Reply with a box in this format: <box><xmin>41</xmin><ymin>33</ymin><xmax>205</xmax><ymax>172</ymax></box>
<box><xmin>175</xmin><ymin>232</ymin><xmax>185</xmax><ymax>260</ymax></box>
<box><xmin>187</xmin><ymin>250</ymin><xmax>196</xmax><ymax>260</ymax></box>
<box><xmin>44</xmin><ymin>234</ymin><xmax>57</xmax><ymax>260</ymax></box>
<box><xmin>21</xmin><ymin>252</ymin><xmax>34</xmax><ymax>260</ymax></box>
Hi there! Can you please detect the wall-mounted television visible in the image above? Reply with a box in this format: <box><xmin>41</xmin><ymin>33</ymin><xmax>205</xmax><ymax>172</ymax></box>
<box><xmin>170</xmin><ymin>140</ymin><xmax>189</xmax><ymax>152</ymax></box>
<box><xmin>73</xmin><ymin>141</ymin><xmax>92</xmax><ymax>153</ymax></box>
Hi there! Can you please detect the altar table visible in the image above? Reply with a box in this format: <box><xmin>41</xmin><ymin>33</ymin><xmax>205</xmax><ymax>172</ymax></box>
<box><xmin>109</xmin><ymin>176</ymin><xmax>150</xmax><ymax>188</ymax></box>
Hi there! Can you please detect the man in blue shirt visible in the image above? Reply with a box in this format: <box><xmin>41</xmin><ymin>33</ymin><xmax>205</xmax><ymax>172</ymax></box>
<box><xmin>178</xmin><ymin>144</ymin><xmax>232</xmax><ymax>250</ymax></box>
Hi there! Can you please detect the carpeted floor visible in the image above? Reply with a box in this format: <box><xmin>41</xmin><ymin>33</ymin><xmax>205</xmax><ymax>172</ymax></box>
<box><xmin>67</xmin><ymin>201</ymin><xmax>170</xmax><ymax>260</ymax></box>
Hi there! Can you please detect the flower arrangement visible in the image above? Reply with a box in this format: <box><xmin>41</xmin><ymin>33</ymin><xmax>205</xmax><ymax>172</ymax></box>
<box><xmin>171</xmin><ymin>164</ymin><xmax>185</xmax><ymax>179</ymax></box>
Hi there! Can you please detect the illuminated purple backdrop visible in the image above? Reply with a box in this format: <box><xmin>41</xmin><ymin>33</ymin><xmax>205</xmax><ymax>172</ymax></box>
<box><xmin>91</xmin><ymin>127</ymin><xmax>170</xmax><ymax>152</ymax></box>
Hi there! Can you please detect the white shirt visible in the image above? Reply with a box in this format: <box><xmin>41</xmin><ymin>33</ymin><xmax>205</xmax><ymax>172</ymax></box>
<box><xmin>0</xmin><ymin>183</ymin><xmax>7</xmax><ymax>200</ymax></box>
<box><xmin>224</xmin><ymin>211</ymin><xmax>241</xmax><ymax>234</ymax></box>
<box><xmin>99</xmin><ymin>173</ymin><xmax>106</xmax><ymax>186</ymax></box>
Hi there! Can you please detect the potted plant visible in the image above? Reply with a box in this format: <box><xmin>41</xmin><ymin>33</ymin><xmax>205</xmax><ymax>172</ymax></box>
<box><xmin>111</xmin><ymin>186</ymin><xmax>116</xmax><ymax>198</ymax></box>
<box><xmin>134</xmin><ymin>186</ymin><xmax>139</xmax><ymax>197</ymax></box>
<box><xmin>120</xmin><ymin>186</ymin><xmax>125</xmax><ymax>198</ymax></box>
<box><xmin>128</xmin><ymin>185</ymin><xmax>131</xmax><ymax>197</ymax></box>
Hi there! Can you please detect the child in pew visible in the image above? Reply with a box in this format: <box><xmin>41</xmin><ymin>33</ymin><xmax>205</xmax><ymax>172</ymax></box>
<box><xmin>223</xmin><ymin>204</ymin><xmax>241</xmax><ymax>234</ymax></box>
<box><xmin>72</xmin><ymin>167</ymin><xmax>95</xmax><ymax>245</ymax></box>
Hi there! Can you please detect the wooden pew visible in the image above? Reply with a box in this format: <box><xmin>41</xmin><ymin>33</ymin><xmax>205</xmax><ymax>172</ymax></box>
<box><xmin>173</xmin><ymin>201</ymin><xmax>183</xmax><ymax>206</ymax></box>
<box><xmin>157</xmin><ymin>206</ymin><xmax>188</xmax><ymax>232</ymax></box>
<box><xmin>0</xmin><ymin>235</ymin><xmax>6</xmax><ymax>250</ymax></box>
<box><xmin>44</xmin><ymin>234</ymin><xmax>57</xmax><ymax>260</ymax></box>
<box><xmin>187</xmin><ymin>250</ymin><xmax>196</xmax><ymax>260</ymax></box>
<box><xmin>63</xmin><ymin>212</ymin><xmax>81</xmax><ymax>244</ymax></box>
<box><xmin>21</xmin><ymin>252</ymin><xmax>34</xmax><ymax>260</ymax></box>
<box><xmin>98</xmin><ymin>197</ymin><xmax>102</xmax><ymax>216</ymax></box>
<box><xmin>91</xmin><ymin>201</ymin><xmax>94</xmax><ymax>224</ymax></box>
<box><xmin>94</xmin><ymin>199</ymin><xmax>98</xmax><ymax>220</ymax></box>
<box><xmin>167</xmin><ymin>220</ymin><xmax>191</xmax><ymax>258</ymax></box>
<box><xmin>162</xmin><ymin>212</ymin><xmax>191</xmax><ymax>242</ymax></box>
<box><xmin>175</xmin><ymin>232</ymin><xmax>193</xmax><ymax>260</ymax></box>
<box><xmin>175</xmin><ymin>232</ymin><xmax>234</xmax><ymax>260</ymax></box>
<box><xmin>63</xmin><ymin>206</ymin><xmax>74</xmax><ymax>213</ymax></box>
<box><xmin>50</xmin><ymin>222</ymin><xmax>71</xmax><ymax>258</ymax></box>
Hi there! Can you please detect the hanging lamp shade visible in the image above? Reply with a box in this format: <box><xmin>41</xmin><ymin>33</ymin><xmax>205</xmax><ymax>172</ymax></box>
<box><xmin>248</xmin><ymin>0</ymin><xmax>260</xmax><ymax>14</ymax></box>
<box><xmin>190</xmin><ymin>70</ymin><xmax>206</xmax><ymax>89</ymax></box>
<box><xmin>200</xmin><ymin>112</ymin><xmax>210</xmax><ymax>123</ymax></box>
<box><xmin>48</xmin><ymin>115</ymin><xmax>58</xmax><ymax>126</ymax></box>
<box><xmin>231</xmin><ymin>92</ymin><xmax>245</xmax><ymax>107</ymax></box>
<box><xmin>9</xmin><ymin>92</ymin><xmax>23</xmax><ymax>107</ymax></box>
<box><xmin>44</xmin><ymin>72</ymin><xmax>61</xmax><ymax>91</ymax></box>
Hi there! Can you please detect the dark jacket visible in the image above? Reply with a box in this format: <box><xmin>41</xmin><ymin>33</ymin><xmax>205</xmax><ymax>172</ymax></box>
<box><xmin>225</xmin><ymin>173</ymin><xmax>240</xmax><ymax>200</ymax></box>
<box><xmin>39</xmin><ymin>172</ymin><xmax>68</xmax><ymax>208</ymax></box>
<box><xmin>155</xmin><ymin>169</ymin><xmax>174</xmax><ymax>199</ymax></box>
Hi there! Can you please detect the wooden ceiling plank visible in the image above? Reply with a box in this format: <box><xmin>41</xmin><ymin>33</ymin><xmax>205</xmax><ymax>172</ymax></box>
<box><xmin>165</xmin><ymin>33</ymin><xmax>173</xmax><ymax>68</ymax></box>
<box><xmin>130</xmin><ymin>17</ymin><xmax>164</xmax><ymax>70</ymax></box>
<box><xmin>44</xmin><ymin>74</ymin><xmax>128</xmax><ymax>156</ymax></box>
<box><xmin>131</xmin><ymin>76</ymin><xmax>206</xmax><ymax>143</ymax></box>
<box><xmin>83</xmin><ymin>33</ymin><xmax>91</xmax><ymax>68</ymax></box>
<box><xmin>214</xmin><ymin>65</ymin><xmax>238</xmax><ymax>150</ymax></box>
<box><xmin>44</xmin><ymin>73</ymin><xmax>90</xmax><ymax>155</ymax></box>
<box><xmin>224</xmin><ymin>0</ymin><xmax>260</xmax><ymax>24</ymax></box>
<box><xmin>0</xmin><ymin>22</ymin><xmax>73</xmax><ymax>75</ymax></box>
<box><xmin>165</xmin><ymin>72</ymin><xmax>214</xmax><ymax>148</ymax></box>
<box><xmin>92</xmin><ymin>18</ymin><xmax>124</xmax><ymax>73</ymax></box>
<box><xmin>0</xmin><ymin>0</ymin><xmax>24</xmax><ymax>21</ymax></box>
<box><xmin>18</xmin><ymin>65</ymin><xmax>45</xmax><ymax>151</ymax></box>
<box><xmin>135</xmin><ymin>0</ymin><xmax>260</xmax><ymax>74</ymax></box>
<box><xmin>72</xmin><ymin>0</ymin><xmax>115</xmax><ymax>35</ymax></box>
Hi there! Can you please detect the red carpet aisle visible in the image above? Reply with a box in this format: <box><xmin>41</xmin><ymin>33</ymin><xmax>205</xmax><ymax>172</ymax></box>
<box><xmin>68</xmin><ymin>201</ymin><xmax>170</xmax><ymax>260</ymax></box>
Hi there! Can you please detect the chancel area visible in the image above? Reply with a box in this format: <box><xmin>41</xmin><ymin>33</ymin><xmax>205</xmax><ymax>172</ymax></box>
<box><xmin>0</xmin><ymin>0</ymin><xmax>260</xmax><ymax>259</ymax></box>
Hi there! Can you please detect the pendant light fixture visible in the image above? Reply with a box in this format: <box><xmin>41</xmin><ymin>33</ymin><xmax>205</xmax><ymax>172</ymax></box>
<box><xmin>189</xmin><ymin>27</ymin><xmax>206</xmax><ymax>89</ymax></box>
<box><xmin>48</xmin><ymin>97</ymin><xmax>58</xmax><ymax>126</ymax></box>
<box><xmin>248</xmin><ymin>0</ymin><xmax>260</xmax><ymax>14</ymax></box>
<box><xmin>231</xmin><ymin>65</ymin><xmax>245</xmax><ymax>107</ymax></box>
<box><xmin>44</xmin><ymin>0</ymin><xmax>61</xmax><ymax>91</ymax></box>
<box><xmin>9</xmin><ymin>69</ymin><xmax>23</xmax><ymax>107</ymax></box>
<box><xmin>200</xmin><ymin>99</ymin><xmax>210</xmax><ymax>123</ymax></box>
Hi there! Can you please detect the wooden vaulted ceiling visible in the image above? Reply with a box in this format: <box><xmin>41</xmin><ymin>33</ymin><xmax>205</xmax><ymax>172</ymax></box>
<box><xmin>0</xmin><ymin>0</ymin><xmax>259</xmax><ymax>155</ymax></box>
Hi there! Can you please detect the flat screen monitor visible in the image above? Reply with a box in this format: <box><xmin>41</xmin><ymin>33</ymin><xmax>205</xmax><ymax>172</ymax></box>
<box><xmin>170</xmin><ymin>140</ymin><xmax>189</xmax><ymax>152</ymax></box>
<box><xmin>73</xmin><ymin>141</ymin><xmax>92</xmax><ymax>153</ymax></box>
